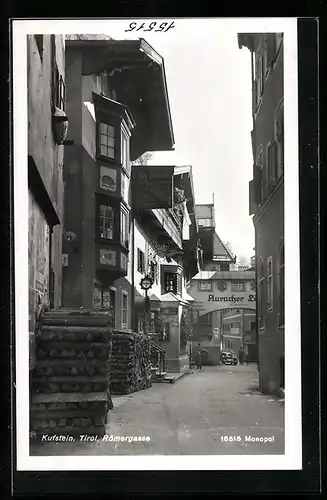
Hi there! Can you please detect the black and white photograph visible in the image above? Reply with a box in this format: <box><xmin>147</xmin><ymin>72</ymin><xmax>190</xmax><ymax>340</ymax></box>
<box><xmin>13</xmin><ymin>18</ymin><xmax>301</xmax><ymax>471</ymax></box>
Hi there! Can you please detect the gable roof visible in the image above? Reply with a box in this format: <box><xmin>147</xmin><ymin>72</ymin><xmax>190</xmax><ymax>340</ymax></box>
<box><xmin>213</xmin><ymin>232</ymin><xmax>234</xmax><ymax>262</ymax></box>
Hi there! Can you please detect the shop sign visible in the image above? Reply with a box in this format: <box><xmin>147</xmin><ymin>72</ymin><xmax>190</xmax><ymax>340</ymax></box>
<box><xmin>100</xmin><ymin>165</ymin><xmax>117</xmax><ymax>192</ymax></box>
<box><xmin>208</xmin><ymin>294</ymin><xmax>256</xmax><ymax>303</ymax></box>
<box><xmin>132</xmin><ymin>166</ymin><xmax>174</xmax><ymax>209</ymax></box>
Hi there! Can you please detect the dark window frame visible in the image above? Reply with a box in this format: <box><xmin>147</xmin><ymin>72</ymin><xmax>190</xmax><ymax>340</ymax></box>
<box><xmin>95</xmin><ymin>195</ymin><xmax>117</xmax><ymax>243</ymax></box>
<box><xmin>137</xmin><ymin>248</ymin><xmax>145</xmax><ymax>274</ymax></box>
<box><xmin>95</xmin><ymin>112</ymin><xmax>121</xmax><ymax>164</ymax></box>
<box><xmin>164</xmin><ymin>272</ymin><xmax>178</xmax><ymax>294</ymax></box>
<box><xmin>99</xmin><ymin>203</ymin><xmax>115</xmax><ymax>241</ymax></box>
<box><xmin>258</xmin><ymin>257</ymin><xmax>265</xmax><ymax>328</ymax></box>
<box><xmin>120</xmin><ymin>204</ymin><xmax>129</xmax><ymax>249</ymax></box>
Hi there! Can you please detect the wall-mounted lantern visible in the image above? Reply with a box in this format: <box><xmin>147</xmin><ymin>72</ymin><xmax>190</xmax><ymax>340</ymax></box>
<box><xmin>52</xmin><ymin>106</ymin><xmax>69</xmax><ymax>145</ymax></box>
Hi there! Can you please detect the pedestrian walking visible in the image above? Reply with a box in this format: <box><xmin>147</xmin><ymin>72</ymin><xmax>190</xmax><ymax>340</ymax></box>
<box><xmin>239</xmin><ymin>347</ymin><xmax>244</xmax><ymax>366</ymax></box>
<box><xmin>195</xmin><ymin>343</ymin><xmax>203</xmax><ymax>370</ymax></box>
<box><xmin>244</xmin><ymin>348</ymin><xmax>248</xmax><ymax>365</ymax></box>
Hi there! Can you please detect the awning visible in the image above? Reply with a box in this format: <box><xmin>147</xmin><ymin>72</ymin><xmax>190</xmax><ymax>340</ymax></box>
<box><xmin>66</xmin><ymin>38</ymin><xmax>174</xmax><ymax>159</ymax></box>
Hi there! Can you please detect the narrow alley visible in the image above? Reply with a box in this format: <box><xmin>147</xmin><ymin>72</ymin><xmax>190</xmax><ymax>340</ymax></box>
<box><xmin>31</xmin><ymin>364</ymin><xmax>284</xmax><ymax>456</ymax></box>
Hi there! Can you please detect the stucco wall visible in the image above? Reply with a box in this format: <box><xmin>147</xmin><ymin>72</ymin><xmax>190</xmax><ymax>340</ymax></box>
<box><xmin>27</xmin><ymin>35</ymin><xmax>65</xmax><ymax>307</ymax></box>
<box><xmin>255</xmin><ymin>183</ymin><xmax>284</xmax><ymax>394</ymax></box>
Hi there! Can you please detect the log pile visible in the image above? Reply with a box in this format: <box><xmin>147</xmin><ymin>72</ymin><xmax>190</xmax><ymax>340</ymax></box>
<box><xmin>30</xmin><ymin>309</ymin><xmax>113</xmax><ymax>438</ymax></box>
<box><xmin>110</xmin><ymin>331</ymin><xmax>152</xmax><ymax>395</ymax></box>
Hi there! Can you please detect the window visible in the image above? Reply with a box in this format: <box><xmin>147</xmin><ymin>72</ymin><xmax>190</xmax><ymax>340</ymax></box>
<box><xmin>99</xmin><ymin>204</ymin><xmax>114</xmax><ymax>240</ymax></box>
<box><xmin>198</xmin><ymin>281</ymin><xmax>212</xmax><ymax>291</ymax></box>
<box><xmin>232</xmin><ymin>281</ymin><xmax>245</xmax><ymax>292</ymax></box>
<box><xmin>121</xmin><ymin>172</ymin><xmax>129</xmax><ymax>203</ymax></box>
<box><xmin>137</xmin><ymin>248</ymin><xmax>145</xmax><ymax>274</ymax></box>
<box><xmin>192</xmin><ymin>309</ymin><xmax>199</xmax><ymax>323</ymax></box>
<box><xmin>256</xmin><ymin>144</ymin><xmax>265</xmax><ymax>204</ymax></box>
<box><xmin>278</xmin><ymin>240</ymin><xmax>285</xmax><ymax>326</ymax></box>
<box><xmin>258</xmin><ymin>258</ymin><xmax>265</xmax><ymax>328</ymax></box>
<box><xmin>120</xmin><ymin>207</ymin><xmax>129</xmax><ymax>248</ymax></box>
<box><xmin>267</xmin><ymin>256</ymin><xmax>273</xmax><ymax>311</ymax></box>
<box><xmin>110</xmin><ymin>288</ymin><xmax>116</xmax><ymax>325</ymax></box>
<box><xmin>164</xmin><ymin>273</ymin><xmax>178</xmax><ymax>294</ymax></box>
<box><xmin>137</xmin><ymin>313</ymin><xmax>145</xmax><ymax>333</ymax></box>
<box><xmin>121</xmin><ymin>291</ymin><xmax>128</xmax><ymax>329</ymax></box>
<box><xmin>121</xmin><ymin>129</ymin><xmax>129</xmax><ymax>173</ymax></box>
<box><xmin>99</xmin><ymin>122</ymin><xmax>115</xmax><ymax>159</ymax></box>
<box><xmin>249</xmin><ymin>320</ymin><xmax>257</xmax><ymax>331</ymax></box>
<box><xmin>150</xmin><ymin>261</ymin><xmax>158</xmax><ymax>285</ymax></box>
<box><xmin>100</xmin><ymin>74</ymin><xmax>110</xmax><ymax>97</ymax></box>
<box><xmin>34</xmin><ymin>35</ymin><xmax>43</xmax><ymax>61</ymax></box>
<box><xmin>275</xmin><ymin>98</ymin><xmax>284</xmax><ymax>177</ymax></box>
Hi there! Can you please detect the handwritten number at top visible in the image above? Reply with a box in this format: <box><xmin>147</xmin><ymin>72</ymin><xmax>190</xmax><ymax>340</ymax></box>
<box><xmin>125</xmin><ymin>21</ymin><xmax>175</xmax><ymax>33</ymax></box>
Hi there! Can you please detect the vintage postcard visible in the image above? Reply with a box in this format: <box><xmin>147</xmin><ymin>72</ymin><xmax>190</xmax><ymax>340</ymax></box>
<box><xmin>13</xmin><ymin>17</ymin><xmax>301</xmax><ymax>471</ymax></box>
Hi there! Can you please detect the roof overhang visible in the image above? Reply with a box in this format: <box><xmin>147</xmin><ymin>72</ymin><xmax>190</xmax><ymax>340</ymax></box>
<box><xmin>66</xmin><ymin>38</ymin><xmax>174</xmax><ymax>159</ymax></box>
<box><xmin>237</xmin><ymin>33</ymin><xmax>255</xmax><ymax>51</ymax></box>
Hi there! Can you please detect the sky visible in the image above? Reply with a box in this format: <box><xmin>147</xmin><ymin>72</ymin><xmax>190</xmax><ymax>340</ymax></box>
<box><xmin>105</xmin><ymin>20</ymin><xmax>255</xmax><ymax>261</ymax></box>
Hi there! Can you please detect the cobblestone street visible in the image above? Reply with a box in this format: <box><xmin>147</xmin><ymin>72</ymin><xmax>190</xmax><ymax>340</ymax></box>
<box><xmin>31</xmin><ymin>364</ymin><xmax>284</xmax><ymax>456</ymax></box>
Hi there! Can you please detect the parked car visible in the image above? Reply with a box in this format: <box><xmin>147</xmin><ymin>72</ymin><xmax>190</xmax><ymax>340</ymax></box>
<box><xmin>221</xmin><ymin>350</ymin><xmax>238</xmax><ymax>365</ymax></box>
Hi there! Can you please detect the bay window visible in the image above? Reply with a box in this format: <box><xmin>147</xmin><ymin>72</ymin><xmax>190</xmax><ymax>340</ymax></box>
<box><xmin>120</xmin><ymin>206</ymin><xmax>129</xmax><ymax>248</ymax></box>
<box><xmin>121</xmin><ymin>130</ymin><xmax>129</xmax><ymax>171</ymax></box>
<box><xmin>99</xmin><ymin>204</ymin><xmax>114</xmax><ymax>240</ymax></box>
<box><xmin>99</xmin><ymin>122</ymin><xmax>115</xmax><ymax>159</ymax></box>
<box><xmin>121</xmin><ymin>291</ymin><xmax>128</xmax><ymax>329</ymax></box>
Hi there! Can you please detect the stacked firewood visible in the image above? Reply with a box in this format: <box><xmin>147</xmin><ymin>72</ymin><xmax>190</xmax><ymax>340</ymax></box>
<box><xmin>30</xmin><ymin>308</ymin><xmax>113</xmax><ymax>438</ymax></box>
<box><xmin>110</xmin><ymin>331</ymin><xmax>152</xmax><ymax>395</ymax></box>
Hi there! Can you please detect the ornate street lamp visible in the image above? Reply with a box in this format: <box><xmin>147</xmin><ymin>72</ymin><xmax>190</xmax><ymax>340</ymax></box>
<box><xmin>140</xmin><ymin>276</ymin><xmax>153</xmax><ymax>334</ymax></box>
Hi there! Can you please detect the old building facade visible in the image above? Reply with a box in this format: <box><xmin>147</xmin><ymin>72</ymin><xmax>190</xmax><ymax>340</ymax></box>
<box><xmin>60</xmin><ymin>36</ymin><xmax>200</xmax><ymax>374</ymax></box>
<box><xmin>187</xmin><ymin>202</ymin><xmax>255</xmax><ymax>364</ymax></box>
<box><xmin>238</xmin><ymin>33</ymin><xmax>284</xmax><ymax>394</ymax></box>
<box><xmin>221</xmin><ymin>308</ymin><xmax>257</xmax><ymax>361</ymax></box>
<box><xmin>28</xmin><ymin>35</ymin><xmax>66</xmax><ymax>365</ymax></box>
